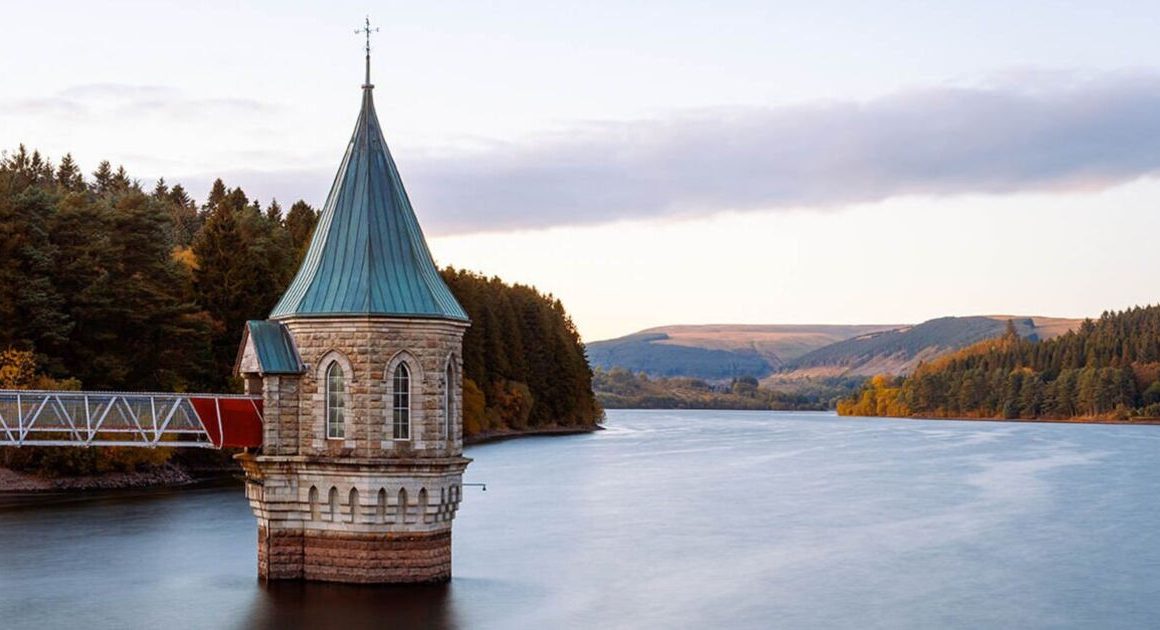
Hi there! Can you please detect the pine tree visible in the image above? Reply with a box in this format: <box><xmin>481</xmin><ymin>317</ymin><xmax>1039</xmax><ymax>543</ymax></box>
<box><xmin>0</xmin><ymin>146</ymin><xmax>602</xmax><ymax>433</ymax></box>
<box><xmin>440</xmin><ymin>267</ymin><xmax>601</xmax><ymax>434</ymax></box>
<box><xmin>91</xmin><ymin>161</ymin><xmax>114</xmax><ymax>195</ymax></box>
<box><xmin>1019</xmin><ymin>373</ymin><xmax>1044</xmax><ymax>417</ymax></box>
<box><xmin>284</xmin><ymin>200</ymin><xmax>318</xmax><ymax>264</ymax></box>
<box><xmin>55</xmin><ymin>154</ymin><xmax>85</xmax><ymax>191</ymax></box>
<box><xmin>192</xmin><ymin>184</ymin><xmax>298</xmax><ymax>384</ymax></box>
<box><xmin>265</xmin><ymin>199</ymin><xmax>283</xmax><ymax>224</ymax></box>
<box><xmin>204</xmin><ymin>178</ymin><xmax>228</xmax><ymax>212</ymax></box>
<box><xmin>165</xmin><ymin>183</ymin><xmax>201</xmax><ymax>247</ymax></box>
<box><xmin>0</xmin><ymin>183</ymin><xmax>72</xmax><ymax>367</ymax></box>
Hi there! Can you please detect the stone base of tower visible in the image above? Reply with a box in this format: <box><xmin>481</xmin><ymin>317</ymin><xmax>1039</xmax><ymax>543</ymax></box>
<box><xmin>239</xmin><ymin>453</ymin><xmax>468</xmax><ymax>585</ymax></box>
<box><xmin>257</xmin><ymin>527</ymin><xmax>452</xmax><ymax>583</ymax></box>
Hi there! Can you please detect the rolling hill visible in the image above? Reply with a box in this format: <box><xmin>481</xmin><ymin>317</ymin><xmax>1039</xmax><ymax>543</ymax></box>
<box><xmin>587</xmin><ymin>316</ymin><xmax>1083</xmax><ymax>381</ymax></box>
<box><xmin>586</xmin><ymin>324</ymin><xmax>900</xmax><ymax>379</ymax></box>
<box><xmin>783</xmin><ymin>316</ymin><xmax>1083</xmax><ymax>379</ymax></box>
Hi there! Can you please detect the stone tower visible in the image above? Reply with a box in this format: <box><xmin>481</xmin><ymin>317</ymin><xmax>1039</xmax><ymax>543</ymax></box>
<box><xmin>234</xmin><ymin>48</ymin><xmax>471</xmax><ymax>584</ymax></box>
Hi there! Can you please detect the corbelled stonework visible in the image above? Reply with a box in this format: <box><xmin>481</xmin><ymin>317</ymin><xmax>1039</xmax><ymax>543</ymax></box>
<box><xmin>239</xmin><ymin>455</ymin><xmax>467</xmax><ymax>582</ymax></box>
<box><xmin>237</xmin><ymin>317</ymin><xmax>470</xmax><ymax>583</ymax></box>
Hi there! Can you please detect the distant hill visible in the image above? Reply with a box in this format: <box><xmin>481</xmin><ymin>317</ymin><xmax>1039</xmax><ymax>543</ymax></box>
<box><xmin>586</xmin><ymin>324</ymin><xmax>899</xmax><ymax>379</ymax></box>
<box><xmin>783</xmin><ymin>316</ymin><xmax>1082</xmax><ymax>379</ymax></box>
<box><xmin>587</xmin><ymin>317</ymin><xmax>1082</xmax><ymax>381</ymax></box>
<box><xmin>838</xmin><ymin>305</ymin><xmax>1160</xmax><ymax>422</ymax></box>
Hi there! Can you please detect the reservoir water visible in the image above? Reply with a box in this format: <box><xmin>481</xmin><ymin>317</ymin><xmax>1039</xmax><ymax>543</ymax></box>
<box><xmin>2</xmin><ymin>410</ymin><xmax>1159</xmax><ymax>629</ymax></box>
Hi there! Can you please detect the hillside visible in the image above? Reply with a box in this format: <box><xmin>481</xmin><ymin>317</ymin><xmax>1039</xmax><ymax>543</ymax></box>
<box><xmin>838</xmin><ymin>306</ymin><xmax>1160</xmax><ymax>421</ymax></box>
<box><xmin>0</xmin><ymin>147</ymin><xmax>602</xmax><ymax>483</ymax></box>
<box><xmin>587</xmin><ymin>317</ymin><xmax>1080</xmax><ymax>382</ymax></box>
<box><xmin>586</xmin><ymin>324</ymin><xmax>898</xmax><ymax>379</ymax></box>
<box><xmin>783</xmin><ymin>316</ymin><xmax>1083</xmax><ymax>379</ymax></box>
<box><xmin>442</xmin><ymin>269</ymin><xmax>602</xmax><ymax>436</ymax></box>
<box><xmin>594</xmin><ymin>369</ymin><xmax>861</xmax><ymax>411</ymax></box>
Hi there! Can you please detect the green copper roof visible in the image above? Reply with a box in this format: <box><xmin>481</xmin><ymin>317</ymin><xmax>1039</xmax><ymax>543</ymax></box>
<box><xmin>269</xmin><ymin>79</ymin><xmax>468</xmax><ymax>321</ymax></box>
<box><xmin>240</xmin><ymin>320</ymin><xmax>305</xmax><ymax>375</ymax></box>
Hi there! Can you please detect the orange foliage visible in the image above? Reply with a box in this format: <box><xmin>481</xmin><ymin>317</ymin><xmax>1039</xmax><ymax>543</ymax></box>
<box><xmin>836</xmin><ymin>374</ymin><xmax>911</xmax><ymax>417</ymax></box>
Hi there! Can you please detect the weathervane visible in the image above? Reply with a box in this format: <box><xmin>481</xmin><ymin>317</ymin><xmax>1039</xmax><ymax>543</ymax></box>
<box><xmin>356</xmin><ymin>16</ymin><xmax>379</xmax><ymax>87</ymax></box>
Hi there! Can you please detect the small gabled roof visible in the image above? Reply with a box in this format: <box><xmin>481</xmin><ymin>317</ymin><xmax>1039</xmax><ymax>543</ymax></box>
<box><xmin>235</xmin><ymin>320</ymin><xmax>305</xmax><ymax>376</ymax></box>
<box><xmin>268</xmin><ymin>71</ymin><xmax>468</xmax><ymax>322</ymax></box>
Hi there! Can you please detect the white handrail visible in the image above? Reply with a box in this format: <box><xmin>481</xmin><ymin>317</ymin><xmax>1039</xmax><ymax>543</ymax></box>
<box><xmin>0</xmin><ymin>390</ymin><xmax>262</xmax><ymax>449</ymax></box>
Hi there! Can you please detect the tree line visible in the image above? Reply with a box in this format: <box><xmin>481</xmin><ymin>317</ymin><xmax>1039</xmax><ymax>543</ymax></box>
<box><xmin>838</xmin><ymin>308</ymin><xmax>1160</xmax><ymax>421</ymax></box>
<box><xmin>443</xmin><ymin>269</ymin><xmax>601</xmax><ymax>435</ymax></box>
<box><xmin>0</xmin><ymin>145</ymin><xmax>318</xmax><ymax>393</ymax></box>
<box><xmin>594</xmin><ymin>367</ymin><xmax>863</xmax><ymax>411</ymax></box>
<box><xmin>0</xmin><ymin>146</ymin><xmax>599</xmax><ymax>475</ymax></box>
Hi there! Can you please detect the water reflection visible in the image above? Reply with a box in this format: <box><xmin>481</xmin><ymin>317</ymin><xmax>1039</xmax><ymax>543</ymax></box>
<box><xmin>244</xmin><ymin>581</ymin><xmax>456</xmax><ymax>630</ymax></box>
<box><xmin>3</xmin><ymin>411</ymin><xmax>1160</xmax><ymax>629</ymax></box>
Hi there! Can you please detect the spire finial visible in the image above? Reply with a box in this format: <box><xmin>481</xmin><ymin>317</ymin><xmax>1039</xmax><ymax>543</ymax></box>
<box><xmin>356</xmin><ymin>16</ymin><xmax>379</xmax><ymax>88</ymax></box>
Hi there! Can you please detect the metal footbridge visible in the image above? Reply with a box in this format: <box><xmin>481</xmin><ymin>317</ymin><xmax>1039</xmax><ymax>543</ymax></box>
<box><xmin>0</xmin><ymin>390</ymin><xmax>264</xmax><ymax>449</ymax></box>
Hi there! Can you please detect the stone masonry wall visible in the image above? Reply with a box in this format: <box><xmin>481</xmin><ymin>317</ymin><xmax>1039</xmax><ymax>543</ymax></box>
<box><xmin>257</xmin><ymin>528</ymin><xmax>453</xmax><ymax>583</ymax></box>
<box><xmin>281</xmin><ymin>317</ymin><xmax>468</xmax><ymax>459</ymax></box>
<box><xmin>242</xmin><ymin>316</ymin><xmax>471</xmax><ymax>584</ymax></box>
<box><xmin>239</xmin><ymin>454</ymin><xmax>468</xmax><ymax>583</ymax></box>
<box><xmin>261</xmin><ymin>375</ymin><xmax>301</xmax><ymax>456</ymax></box>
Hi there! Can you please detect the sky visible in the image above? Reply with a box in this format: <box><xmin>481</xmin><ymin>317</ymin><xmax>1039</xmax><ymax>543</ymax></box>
<box><xmin>3</xmin><ymin>1</ymin><xmax>1160</xmax><ymax>341</ymax></box>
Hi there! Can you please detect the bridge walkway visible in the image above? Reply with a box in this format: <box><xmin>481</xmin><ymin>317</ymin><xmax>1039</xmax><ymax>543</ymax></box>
<box><xmin>0</xmin><ymin>390</ymin><xmax>263</xmax><ymax>449</ymax></box>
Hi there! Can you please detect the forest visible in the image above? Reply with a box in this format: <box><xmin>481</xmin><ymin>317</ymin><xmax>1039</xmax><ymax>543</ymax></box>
<box><xmin>837</xmin><ymin>309</ymin><xmax>1160</xmax><ymax>421</ymax></box>
<box><xmin>594</xmin><ymin>367</ymin><xmax>862</xmax><ymax>411</ymax></box>
<box><xmin>0</xmin><ymin>146</ymin><xmax>600</xmax><ymax>475</ymax></box>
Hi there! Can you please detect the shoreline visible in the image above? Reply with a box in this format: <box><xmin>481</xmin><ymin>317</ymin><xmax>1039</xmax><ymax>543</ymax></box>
<box><xmin>612</xmin><ymin>406</ymin><xmax>1160</xmax><ymax>426</ymax></box>
<box><xmin>0</xmin><ymin>463</ymin><xmax>206</xmax><ymax>494</ymax></box>
<box><xmin>843</xmin><ymin>414</ymin><xmax>1160</xmax><ymax>426</ymax></box>
<box><xmin>465</xmin><ymin>424</ymin><xmax>604</xmax><ymax>445</ymax></box>
<box><xmin>1</xmin><ymin>425</ymin><xmax>604</xmax><ymax>494</ymax></box>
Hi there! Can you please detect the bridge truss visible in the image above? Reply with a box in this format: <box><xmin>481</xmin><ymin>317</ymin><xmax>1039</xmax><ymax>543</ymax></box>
<box><xmin>0</xmin><ymin>390</ymin><xmax>263</xmax><ymax>449</ymax></box>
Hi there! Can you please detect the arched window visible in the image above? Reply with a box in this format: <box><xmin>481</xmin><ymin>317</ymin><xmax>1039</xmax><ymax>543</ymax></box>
<box><xmin>444</xmin><ymin>363</ymin><xmax>454</xmax><ymax>440</ymax></box>
<box><xmin>328</xmin><ymin>487</ymin><xmax>338</xmax><ymax>522</ymax></box>
<box><xmin>309</xmin><ymin>486</ymin><xmax>319</xmax><ymax>520</ymax></box>
<box><xmin>348</xmin><ymin>488</ymin><xmax>359</xmax><ymax>524</ymax></box>
<box><xmin>326</xmin><ymin>362</ymin><xmax>345</xmax><ymax>439</ymax></box>
<box><xmin>392</xmin><ymin>363</ymin><xmax>410</xmax><ymax>440</ymax></box>
<box><xmin>397</xmin><ymin>488</ymin><xmax>408</xmax><ymax>524</ymax></box>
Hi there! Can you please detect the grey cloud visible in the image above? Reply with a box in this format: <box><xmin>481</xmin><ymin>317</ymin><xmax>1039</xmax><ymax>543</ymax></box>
<box><xmin>3</xmin><ymin>83</ymin><xmax>275</xmax><ymax>120</ymax></box>
<box><xmin>59</xmin><ymin>84</ymin><xmax>176</xmax><ymax>100</ymax></box>
<box><xmin>3</xmin><ymin>97</ymin><xmax>87</xmax><ymax>117</ymax></box>
<box><xmin>187</xmin><ymin>74</ymin><xmax>1160</xmax><ymax>234</ymax></box>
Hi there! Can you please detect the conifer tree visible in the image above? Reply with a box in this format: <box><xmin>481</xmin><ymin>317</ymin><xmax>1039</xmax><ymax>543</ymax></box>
<box><xmin>0</xmin><ymin>182</ymin><xmax>72</xmax><ymax>368</ymax></box>
<box><xmin>285</xmin><ymin>200</ymin><xmax>318</xmax><ymax>257</ymax></box>
<box><xmin>192</xmin><ymin>183</ymin><xmax>298</xmax><ymax>383</ymax></box>
<box><xmin>55</xmin><ymin>154</ymin><xmax>84</xmax><ymax>191</ymax></box>
<box><xmin>91</xmin><ymin>161</ymin><xmax>114</xmax><ymax>195</ymax></box>
<box><xmin>0</xmin><ymin>146</ymin><xmax>602</xmax><ymax>432</ymax></box>
<box><xmin>841</xmin><ymin>306</ymin><xmax>1160</xmax><ymax>420</ymax></box>
<box><xmin>204</xmin><ymin>178</ymin><xmax>228</xmax><ymax>212</ymax></box>
<box><xmin>265</xmin><ymin>199</ymin><xmax>283</xmax><ymax>224</ymax></box>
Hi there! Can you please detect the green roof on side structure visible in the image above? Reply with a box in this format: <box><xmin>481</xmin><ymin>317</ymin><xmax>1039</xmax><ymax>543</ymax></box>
<box><xmin>269</xmin><ymin>67</ymin><xmax>468</xmax><ymax>322</ymax></box>
<box><xmin>240</xmin><ymin>320</ymin><xmax>305</xmax><ymax>375</ymax></box>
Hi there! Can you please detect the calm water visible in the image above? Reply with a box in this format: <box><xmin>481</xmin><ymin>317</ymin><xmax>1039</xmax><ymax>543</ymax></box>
<box><xmin>2</xmin><ymin>410</ymin><xmax>1159</xmax><ymax>629</ymax></box>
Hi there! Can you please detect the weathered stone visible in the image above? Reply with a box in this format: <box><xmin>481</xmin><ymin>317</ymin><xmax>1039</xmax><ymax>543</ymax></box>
<box><xmin>239</xmin><ymin>316</ymin><xmax>471</xmax><ymax>584</ymax></box>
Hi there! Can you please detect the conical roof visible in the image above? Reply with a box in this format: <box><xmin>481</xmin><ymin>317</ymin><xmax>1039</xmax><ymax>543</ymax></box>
<box><xmin>269</xmin><ymin>80</ymin><xmax>468</xmax><ymax>321</ymax></box>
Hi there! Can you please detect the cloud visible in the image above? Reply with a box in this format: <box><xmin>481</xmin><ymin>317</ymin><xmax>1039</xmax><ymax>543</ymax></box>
<box><xmin>410</xmin><ymin>73</ymin><xmax>1160</xmax><ymax>233</ymax></box>
<box><xmin>2</xmin><ymin>83</ymin><xmax>275</xmax><ymax>120</ymax></box>
<box><xmin>183</xmin><ymin>73</ymin><xmax>1160</xmax><ymax>234</ymax></box>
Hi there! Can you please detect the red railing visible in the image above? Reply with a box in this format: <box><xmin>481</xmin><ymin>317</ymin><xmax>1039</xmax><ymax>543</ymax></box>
<box><xmin>0</xmin><ymin>390</ymin><xmax>263</xmax><ymax>449</ymax></box>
